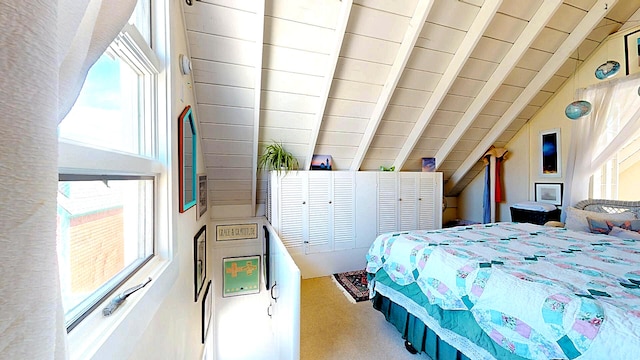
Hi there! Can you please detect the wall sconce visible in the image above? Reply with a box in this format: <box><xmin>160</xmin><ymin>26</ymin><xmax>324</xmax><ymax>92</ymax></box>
<box><xmin>179</xmin><ymin>54</ymin><xmax>191</xmax><ymax>75</ymax></box>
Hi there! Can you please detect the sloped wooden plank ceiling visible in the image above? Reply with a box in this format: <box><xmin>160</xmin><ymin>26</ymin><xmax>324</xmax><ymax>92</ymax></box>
<box><xmin>183</xmin><ymin>0</ymin><xmax>639</xmax><ymax>216</ymax></box>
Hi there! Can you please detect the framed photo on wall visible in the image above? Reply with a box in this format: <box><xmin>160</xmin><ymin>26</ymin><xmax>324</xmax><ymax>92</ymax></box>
<box><xmin>535</xmin><ymin>183</ymin><xmax>563</xmax><ymax>206</ymax></box>
<box><xmin>624</xmin><ymin>28</ymin><xmax>640</xmax><ymax>76</ymax></box>
<box><xmin>223</xmin><ymin>256</ymin><xmax>260</xmax><ymax>297</ymax></box>
<box><xmin>197</xmin><ymin>173</ymin><xmax>207</xmax><ymax>220</ymax></box>
<box><xmin>540</xmin><ymin>128</ymin><xmax>561</xmax><ymax>177</ymax></box>
<box><xmin>194</xmin><ymin>225</ymin><xmax>207</xmax><ymax>301</ymax></box>
<box><xmin>201</xmin><ymin>280</ymin><xmax>212</xmax><ymax>344</ymax></box>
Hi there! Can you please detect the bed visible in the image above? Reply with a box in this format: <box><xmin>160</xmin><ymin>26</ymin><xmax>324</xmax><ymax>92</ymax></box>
<box><xmin>366</xmin><ymin>199</ymin><xmax>640</xmax><ymax>360</ymax></box>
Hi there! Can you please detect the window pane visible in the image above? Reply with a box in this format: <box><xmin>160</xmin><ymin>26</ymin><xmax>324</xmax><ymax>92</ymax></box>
<box><xmin>56</xmin><ymin>178</ymin><xmax>153</xmax><ymax>326</ymax></box>
<box><xmin>58</xmin><ymin>52</ymin><xmax>142</xmax><ymax>155</ymax></box>
<box><xmin>129</xmin><ymin>0</ymin><xmax>151</xmax><ymax>46</ymax></box>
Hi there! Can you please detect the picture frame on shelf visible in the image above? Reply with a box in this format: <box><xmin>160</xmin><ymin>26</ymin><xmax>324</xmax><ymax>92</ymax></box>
<box><xmin>624</xmin><ymin>28</ymin><xmax>640</xmax><ymax>76</ymax></box>
<box><xmin>223</xmin><ymin>255</ymin><xmax>260</xmax><ymax>297</ymax></box>
<box><xmin>421</xmin><ymin>157</ymin><xmax>436</xmax><ymax>172</ymax></box>
<box><xmin>535</xmin><ymin>182</ymin><xmax>563</xmax><ymax>206</ymax></box>
<box><xmin>201</xmin><ymin>280</ymin><xmax>212</xmax><ymax>344</ymax></box>
<box><xmin>310</xmin><ymin>154</ymin><xmax>332</xmax><ymax>170</ymax></box>
<box><xmin>540</xmin><ymin>128</ymin><xmax>561</xmax><ymax>177</ymax></box>
<box><xmin>197</xmin><ymin>173</ymin><xmax>207</xmax><ymax>220</ymax></box>
<box><xmin>194</xmin><ymin>225</ymin><xmax>207</xmax><ymax>301</ymax></box>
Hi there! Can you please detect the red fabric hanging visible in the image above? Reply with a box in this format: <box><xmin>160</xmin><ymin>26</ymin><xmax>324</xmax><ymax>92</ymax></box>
<box><xmin>494</xmin><ymin>157</ymin><xmax>503</xmax><ymax>203</ymax></box>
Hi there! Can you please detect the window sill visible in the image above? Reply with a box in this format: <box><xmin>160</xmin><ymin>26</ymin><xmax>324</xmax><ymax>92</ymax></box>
<box><xmin>68</xmin><ymin>256</ymin><xmax>178</xmax><ymax>360</ymax></box>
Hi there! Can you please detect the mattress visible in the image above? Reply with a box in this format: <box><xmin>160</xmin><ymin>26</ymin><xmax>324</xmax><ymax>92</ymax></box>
<box><xmin>366</xmin><ymin>222</ymin><xmax>640</xmax><ymax>359</ymax></box>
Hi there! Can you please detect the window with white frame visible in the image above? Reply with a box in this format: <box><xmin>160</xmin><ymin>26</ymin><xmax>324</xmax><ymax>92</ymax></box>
<box><xmin>591</xmin><ymin>127</ymin><xmax>640</xmax><ymax>201</ymax></box>
<box><xmin>56</xmin><ymin>0</ymin><xmax>165</xmax><ymax>331</ymax></box>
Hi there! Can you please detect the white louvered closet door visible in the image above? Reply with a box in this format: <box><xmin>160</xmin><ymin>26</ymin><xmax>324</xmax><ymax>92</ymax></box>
<box><xmin>333</xmin><ymin>172</ymin><xmax>355</xmax><ymax>251</ymax></box>
<box><xmin>377</xmin><ymin>172</ymin><xmax>398</xmax><ymax>235</ymax></box>
<box><xmin>399</xmin><ymin>173</ymin><xmax>417</xmax><ymax>231</ymax></box>
<box><xmin>418</xmin><ymin>172</ymin><xmax>443</xmax><ymax>230</ymax></box>
<box><xmin>279</xmin><ymin>173</ymin><xmax>305</xmax><ymax>250</ymax></box>
<box><xmin>306</xmin><ymin>172</ymin><xmax>331</xmax><ymax>253</ymax></box>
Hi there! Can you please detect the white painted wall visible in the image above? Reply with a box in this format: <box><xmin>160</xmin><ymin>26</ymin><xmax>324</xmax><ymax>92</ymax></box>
<box><xmin>459</xmin><ymin>25</ymin><xmax>634</xmax><ymax>223</ymax></box>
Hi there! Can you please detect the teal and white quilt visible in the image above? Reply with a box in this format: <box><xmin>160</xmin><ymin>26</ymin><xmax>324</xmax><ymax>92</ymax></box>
<box><xmin>366</xmin><ymin>222</ymin><xmax>640</xmax><ymax>360</ymax></box>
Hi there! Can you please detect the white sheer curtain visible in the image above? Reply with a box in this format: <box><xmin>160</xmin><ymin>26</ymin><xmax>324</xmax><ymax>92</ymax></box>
<box><xmin>563</xmin><ymin>74</ymin><xmax>640</xmax><ymax>213</ymax></box>
<box><xmin>1</xmin><ymin>1</ymin><xmax>134</xmax><ymax>358</ymax></box>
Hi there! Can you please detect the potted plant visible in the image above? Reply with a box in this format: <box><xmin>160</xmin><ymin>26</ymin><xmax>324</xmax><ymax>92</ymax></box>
<box><xmin>258</xmin><ymin>141</ymin><xmax>299</xmax><ymax>174</ymax></box>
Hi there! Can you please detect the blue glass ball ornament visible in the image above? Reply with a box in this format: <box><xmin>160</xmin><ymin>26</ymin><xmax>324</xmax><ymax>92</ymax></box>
<box><xmin>565</xmin><ymin>100</ymin><xmax>592</xmax><ymax>120</ymax></box>
<box><xmin>595</xmin><ymin>60</ymin><xmax>620</xmax><ymax>80</ymax></box>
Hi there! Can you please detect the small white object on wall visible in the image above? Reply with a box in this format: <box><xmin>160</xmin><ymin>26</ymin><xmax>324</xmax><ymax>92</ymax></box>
<box><xmin>179</xmin><ymin>54</ymin><xmax>191</xmax><ymax>75</ymax></box>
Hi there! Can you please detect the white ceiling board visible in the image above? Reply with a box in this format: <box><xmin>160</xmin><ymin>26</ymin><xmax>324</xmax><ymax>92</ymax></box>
<box><xmin>346</xmin><ymin>4</ymin><xmax>412</xmax><ymax>42</ymax></box>
<box><xmin>541</xmin><ymin>74</ymin><xmax>568</xmax><ymax>92</ymax></box>
<box><xmin>328</xmin><ymin>79</ymin><xmax>383</xmax><ymax>103</ymax></box>
<box><xmin>498</xmin><ymin>0</ymin><xmax>543</xmax><ymax>21</ymax></box>
<box><xmin>389</xmin><ymin>88</ymin><xmax>430</xmax><ymax>108</ymax></box>
<box><xmin>319</xmin><ymin>130</ymin><xmax>368</xmax><ymax>147</ymax></box>
<box><xmin>201</xmin><ymin>123</ymin><xmax>254</xmax><ymax>141</ymax></box>
<box><xmin>260</xmin><ymin>110</ymin><xmax>315</xmax><ymax>130</ymax></box>
<box><xmin>564</xmin><ymin>0</ymin><xmax>597</xmax><ymax>11</ymax></box>
<box><xmin>448</xmin><ymin>77</ymin><xmax>486</xmax><ymax>98</ymax></box>
<box><xmin>262</xmin><ymin>45</ymin><xmax>328</xmax><ymax>76</ymax></box>
<box><xmin>427</xmin><ymin>0</ymin><xmax>481</xmax><ymax>31</ymax></box>
<box><xmin>355</xmin><ymin>0</ymin><xmax>419</xmax><ymax>17</ymax></box>
<box><xmin>188</xmin><ymin>32</ymin><xmax>255</xmax><ymax>66</ymax></box>
<box><xmin>185</xmin><ymin>4</ymin><xmax>256</xmax><ymax>40</ymax></box>
<box><xmin>192</xmin><ymin>60</ymin><xmax>254</xmax><ymax>88</ymax></box>
<box><xmin>382</xmin><ymin>105</ymin><xmax>425</xmax><ymax>122</ymax></box>
<box><xmin>259</xmin><ymin>127</ymin><xmax>311</xmax><ymax>144</ymax></box>
<box><xmin>264</xmin><ymin>17</ymin><xmax>335</xmax><ymax>54</ymax></box>
<box><xmin>266</xmin><ymin>0</ymin><xmax>342</xmax><ymax>28</ymax></box>
<box><xmin>324</xmin><ymin>98</ymin><xmax>376</xmax><ymax>118</ymax></box>
<box><xmin>530</xmin><ymin>27</ymin><xmax>568</xmax><ymax>53</ymax></box>
<box><xmin>472</xmin><ymin>114</ymin><xmax>500</xmax><ymax>129</ymax></box>
<box><xmin>492</xmin><ymin>84</ymin><xmax>523</xmax><ymax>103</ymax></box>
<box><xmin>202</xmin><ymin>140</ymin><xmax>253</xmax><ymax>155</ymax></box>
<box><xmin>461</xmin><ymin>127</ymin><xmax>490</xmax><ymax>141</ymax></box>
<box><xmin>483</xmin><ymin>12</ymin><xmax>528</xmax><ymax>43</ymax></box>
<box><xmin>546</xmin><ymin>3</ymin><xmax>587</xmax><ymax>33</ymax></box>
<box><xmin>529</xmin><ymin>90</ymin><xmax>554</xmax><ymax>107</ymax></box>
<box><xmin>422</xmin><ymin>123</ymin><xmax>455</xmax><ymax>139</ymax></box>
<box><xmin>607</xmin><ymin>1</ymin><xmax>640</xmax><ymax>22</ymax></box>
<box><xmin>360</xmin><ymin>147</ymin><xmax>399</xmax><ymax>159</ymax></box>
<box><xmin>321</xmin><ymin>115</ymin><xmax>369</xmax><ymax>134</ymax></box>
<box><xmin>570</xmin><ymin>38</ymin><xmax>599</xmax><ymax>59</ymax></box>
<box><xmin>519</xmin><ymin>105</ymin><xmax>541</xmax><ymax>119</ymax></box>
<box><xmin>429</xmin><ymin>110</ymin><xmax>464</xmax><ymax>126</ymax></box>
<box><xmin>439</xmin><ymin>94</ymin><xmax>473</xmax><ymax>113</ymax></box>
<box><xmin>458</xmin><ymin>58</ymin><xmax>500</xmax><ymax>81</ymax></box>
<box><xmin>405</xmin><ymin>47</ymin><xmax>453</xmax><ymax>73</ymax></box>
<box><xmin>397</xmin><ymin>69</ymin><xmax>440</xmax><ymax>92</ymax></box>
<box><xmin>376</xmin><ymin>120</ymin><xmax>416</xmax><ymax>136</ymax></box>
<box><xmin>481</xmin><ymin>100</ymin><xmax>510</xmax><ymax>117</ymax></box>
<box><xmin>416</xmin><ymin>23</ymin><xmax>467</xmax><ymax>53</ymax></box>
<box><xmin>454</xmin><ymin>139</ymin><xmax>482</xmax><ymax>152</ymax></box>
<box><xmin>260</xmin><ymin>91</ymin><xmax>319</xmax><ymax>113</ymax></box>
<box><xmin>195</xmin><ymin>83</ymin><xmax>254</xmax><ymax>108</ymax></box>
<box><xmin>196</xmin><ymin>0</ymin><xmax>258</xmax><ymax>13</ymax></box>
<box><xmin>507</xmin><ymin>118</ymin><xmax>527</xmax><ymax>131</ymax></box>
<box><xmin>369</xmin><ymin>134</ymin><xmax>409</xmax><ymax>149</ymax></box>
<box><xmin>447</xmin><ymin>150</ymin><xmax>473</xmax><ymax>162</ymax></box>
<box><xmin>204</xmin><ymin>154</ymin><xmax>254</xmax><ymax>168</ymax></box>
<box><xmin>556</xmin><ymin>58</ymin><xmax>582</xmax><ymax>77</ymax></box>
<box><xmin>198</xmin><ymin>104</ymin><xmax>253</xmax><ymax>125</ymax></box>
<box><xmin>340</xmin><ymin>33</ymin><xmax>400</xmax><ymax>64</ymax></box>
<box><xmin>414</xmin><ymin>137</ymin><xmax>445</xmax><ymax>151</ymax></box>
<box><xmin>211</xmin><ymin>190</ymin><xmax>253</xmax><ymax>202</ymax></box>
<box><xmin>334</xmin><ymin>58</ymin><xmax>390</xmax><ymax>84</ymax></box>
<box><xmin>212</xmin><ymin>180</ymin><xmax>253</xmax><ymax>191</ymax></box>
<box><xmin>515</xmin><ymin>48</ymin><xmax>554</xmax><ymax>71</ymax></box>
<box><xmin>261</xmin><ymin>69</ymin><xmax>324</xmax><ymax>96</ymax></box>
<box><xmin>503</xmin><ymin>67</ymin><xmax>538</xmax><ymax>87</ymax></box>
<box><xmin>469</xmin><ymin>37</ymin><xmax>512</xmax><ymax>63</ymax></box>
<box><xmin>586</xmin><ymin>18</ymin><xmax>621</xmax><ymax>42</ymax></box>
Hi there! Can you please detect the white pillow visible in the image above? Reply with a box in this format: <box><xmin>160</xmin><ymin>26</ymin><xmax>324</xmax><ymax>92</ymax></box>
<box><xmin>608</xmin><ymin>226</ymin><xmax>640</xmax><ymax>240</ymax></box>
<box><xmin>564</xmin><ymin>206</ymin><xmax>636</xmax><ymax>233</ymax></box>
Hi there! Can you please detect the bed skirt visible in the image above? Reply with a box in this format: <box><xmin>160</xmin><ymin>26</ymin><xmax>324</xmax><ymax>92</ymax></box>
<box><xmin>372</xmin><ymin>292</ymin><xmax>470</xmax><ymax>360</ymax></box>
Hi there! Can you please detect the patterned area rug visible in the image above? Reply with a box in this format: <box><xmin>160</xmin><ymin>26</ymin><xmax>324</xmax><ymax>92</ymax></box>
<box><xmin>332</xmin><ymin>269</ymin><xmax>369</xmax><ymax>303</ymax></box>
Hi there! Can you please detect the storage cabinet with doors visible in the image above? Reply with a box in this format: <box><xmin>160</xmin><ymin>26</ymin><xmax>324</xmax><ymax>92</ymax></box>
<box><xmin>374</xmin><ymin>172</ymin><xmax>443</xmax><ymax>236</ymax></box>
<box><xmin>269</xmin><ymin>171</ymin><xmax>355</xmax><ymax>255</ymax></box>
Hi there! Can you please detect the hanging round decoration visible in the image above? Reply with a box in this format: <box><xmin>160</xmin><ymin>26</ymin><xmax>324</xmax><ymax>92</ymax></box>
<box><xmin>565</xmin><ymin>100</ymin><xmax>592</xmax><ymax>120</ymax></box>
<box><xmin>594</xmin><ymin>60</ymin><xmax>620</xmax><ymax>80</ymax></box>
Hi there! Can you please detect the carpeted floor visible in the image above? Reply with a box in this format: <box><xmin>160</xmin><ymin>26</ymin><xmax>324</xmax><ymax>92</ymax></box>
<box><xmin>300</xmin><ymin>276</ymin><xmax>432</xmax><ymax>360</ymax></box>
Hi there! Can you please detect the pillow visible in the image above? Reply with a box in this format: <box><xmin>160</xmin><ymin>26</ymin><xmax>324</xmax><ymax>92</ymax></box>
<box><xmin>608</xmin><ymin>226</ymin><xmax>640</xmax><ymax>240</ymax></box>
<box><xmin>587</xmin><ymin>217</ymin><xmax>640</xmax><ymax>234</ymax></box>
<box><xmin>564</xmin><ymin>206</ymin><xmax>636</xmax><ymax>233</ymax></box>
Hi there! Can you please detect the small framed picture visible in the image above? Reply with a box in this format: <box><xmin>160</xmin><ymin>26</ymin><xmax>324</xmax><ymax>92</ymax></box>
<box><xmin>535</xmin><ymin>183</ymin><xmax>563</xmax><ymax>206</ymax></box>
<box><xmin>201</xmin><ymin>280</ymin><xmax>212</xmax><ymax>344</ymax></box>
<box><xmin>540</xmin><ymin>128</ymin><xmax>561</xmax><ymax>177</ymax></box>
<box><xmin>310</xmin><ymin>154</ymin><xmax>332</xmax><ymax>170</ymax></box>
<box><xmin>223</xmin><ymin>256</ymin><xmax>260</xmax><ymax>297</ymax></box>
<box><xmin>624</xmin><ymin>28</ymin><xmax>640</xmax><ymax>76</ymax></box>
<box><xmin>194</xmin><ymin>225</ymin><xmax>207</xmax><ymax>301</ymax></box>
<box><xmin>421</xmin><ymin>157</ymin><xmax>436</xmax><ymax>172</ymax></box>
<box><xmin>197</xmin><ymin>173</ymin><xmax>208</xmax><ymax>220</ymax></box>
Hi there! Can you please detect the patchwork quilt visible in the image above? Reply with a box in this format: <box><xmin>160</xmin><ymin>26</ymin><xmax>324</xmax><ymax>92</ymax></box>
<box><xmin>366</xmin><ymin>222</ymin><xmax>640</xmax><ymax>359</ymax></box>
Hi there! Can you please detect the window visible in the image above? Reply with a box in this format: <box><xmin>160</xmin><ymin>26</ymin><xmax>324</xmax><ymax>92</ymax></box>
<box><xmin>57</xmin><ymin>0</ymin><xmax>164</xmax><ymax>331</ymax></box>
<box><xmin>591</xmin><ymin>128</ymin><xmax>640</xmax><ymax>200</ymax></box>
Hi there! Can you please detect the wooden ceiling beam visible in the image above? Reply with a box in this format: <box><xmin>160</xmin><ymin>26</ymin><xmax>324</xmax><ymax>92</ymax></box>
<box><xmin>349</xmin><ymin>0</ymin><xmax>435</xmax><ymax>171</ymax></box>
<box><xmin>434</xmin><ymin>0</ymin><xmax>562</xmax><ymax>169</ymax></box>
<box><xmin>393</xmin><ymin>0</ymin><xmax>502</xmax><ymax>171</ymax></box>
<box><xmin>447</xmin><ymin>0</ymin><xmax>617</xmax><ymax>194</ymax></box>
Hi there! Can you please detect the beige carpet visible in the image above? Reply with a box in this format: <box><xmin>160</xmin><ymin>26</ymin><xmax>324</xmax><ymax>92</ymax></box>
<box><xmin>300</xmin><ymin>276</ymin><xmax>432</xmax><ymax>360</ymax></box>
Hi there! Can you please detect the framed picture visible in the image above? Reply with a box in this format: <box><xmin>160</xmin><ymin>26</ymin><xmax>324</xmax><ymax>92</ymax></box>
<box><xmin>624</xmin><ymin>28</ymin><xmax>640</xmax><ymax>76</ymax></box>
<box><xmin>310</xmin><ymin>154</ymin><xmax>332</xmax><ymax>170</ymax></box>
<box><xmin>535</xmin><ymin>183</ymin><xmax>563</xmax><ymax>206</ymax></box>
<box><xmin>540</xmin><ymin>128</ymin><xmax>561</xmax><ymax>177</ymax></box>
<box><xmin>421</xmin><ymin>157</ymin><xmax>436</xmax><ymax>172</ymax></box>
<box><xmin>201</xmin><ymin>280</ymin><xmax>212</xmax><ymax>344</ymax></box>
<box><xmin>216</xmin><ymin>223</ymin><xmax>258</xmax><ymax>241</ymax></box>
<box><xmin>194</xmin><ymin>225</ymin><xmax>207</xmax><ymax>301</ymax></box>
<box><xmin>223</xmin><ymin>256</ymin><xmax>260</xmax><ymax>297</ymax></box>
<box><xmin>197</xmin><ymin>173</ymin><xmax>208</xmax><ymax>220</ymax></box>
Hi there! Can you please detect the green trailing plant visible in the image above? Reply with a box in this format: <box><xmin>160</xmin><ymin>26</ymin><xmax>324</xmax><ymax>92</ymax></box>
<box><xmin>258</xmin><ymin>141</ymin><xmax>299</xmax><ymax>174</ymax></box>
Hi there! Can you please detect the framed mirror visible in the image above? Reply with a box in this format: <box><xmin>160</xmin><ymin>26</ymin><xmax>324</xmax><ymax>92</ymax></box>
<box><xmin>179</xmin><ymin>105</ymin><xmax>197</xmax><ymax>212</ymax></box>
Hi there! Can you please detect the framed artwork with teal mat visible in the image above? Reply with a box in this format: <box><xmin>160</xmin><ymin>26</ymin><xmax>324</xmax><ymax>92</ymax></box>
<box><xmin>223</xmin><ymin>256</ymin><xmax>260</xmax><ymax>297</ymax></box>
